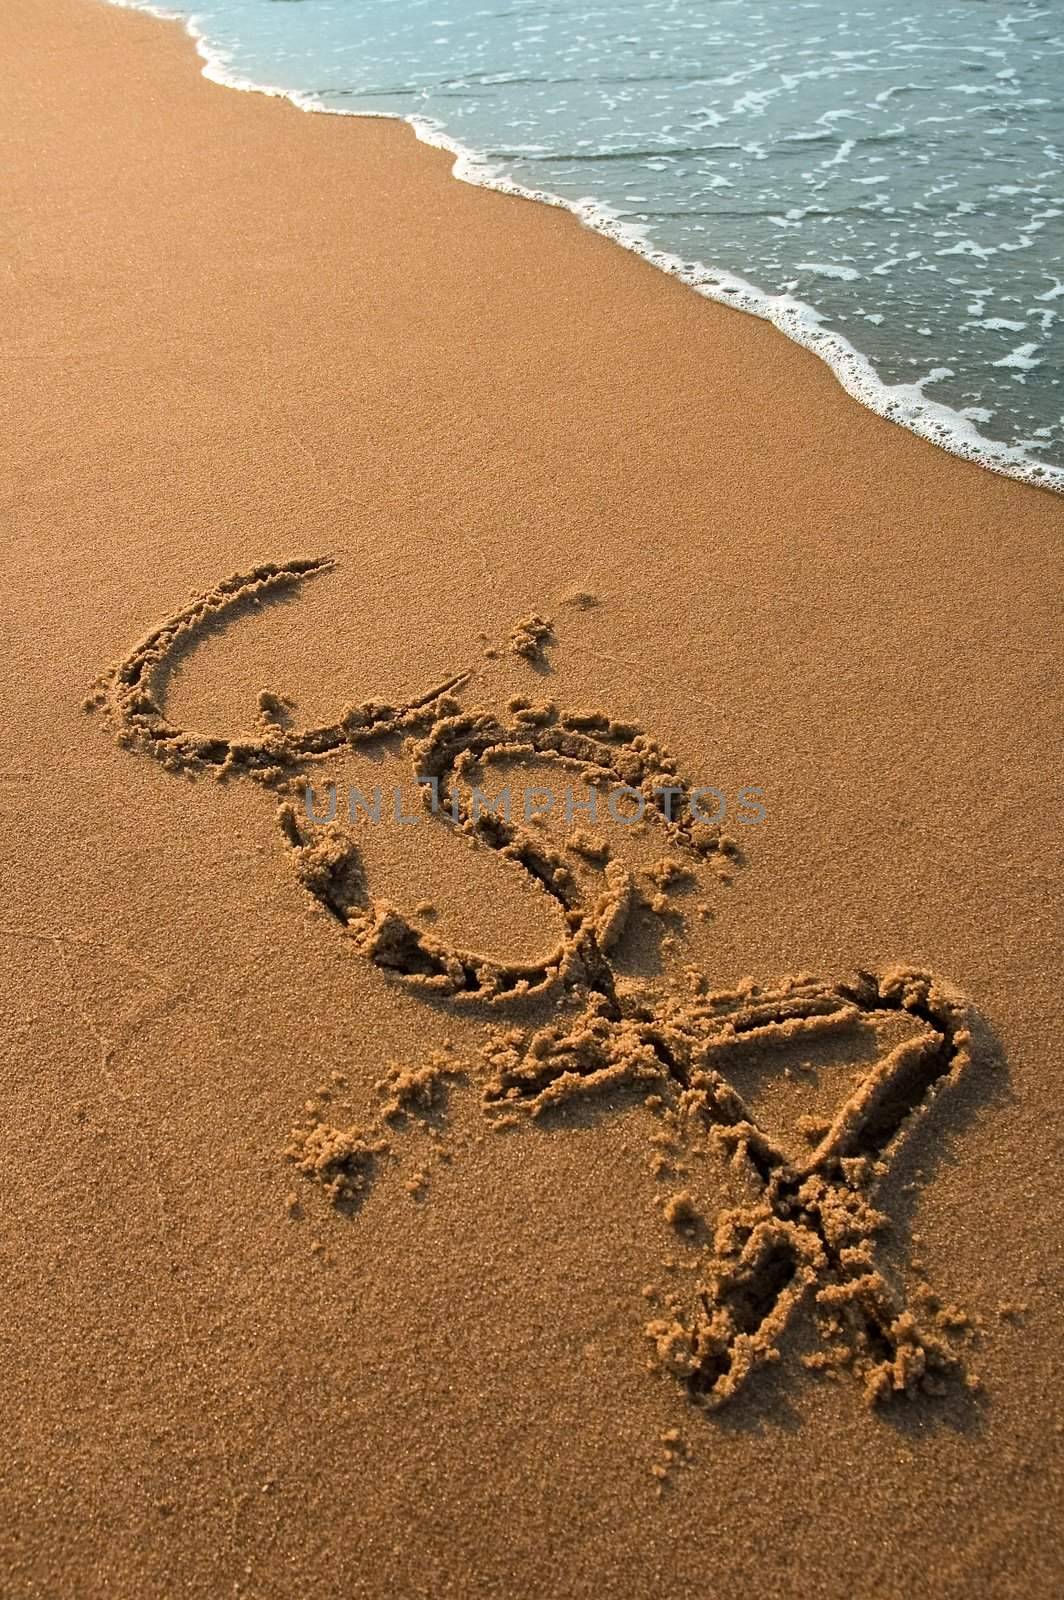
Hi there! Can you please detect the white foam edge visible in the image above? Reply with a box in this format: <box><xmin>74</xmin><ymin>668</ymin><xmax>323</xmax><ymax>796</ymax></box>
<box><xmin>105</xmin><ymin>0</ymin><xmax>1063</xmax><ymax>495</ymax></box>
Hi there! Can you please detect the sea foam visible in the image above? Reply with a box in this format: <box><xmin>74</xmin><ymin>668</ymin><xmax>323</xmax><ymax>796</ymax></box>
<box><xmin>106</xmin><ymin>0</ymin><xmax>1064</xmax><ymax>494</ymax></box>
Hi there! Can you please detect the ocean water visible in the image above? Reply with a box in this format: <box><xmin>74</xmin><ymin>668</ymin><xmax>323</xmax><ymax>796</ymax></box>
<box><xmin>116</xmin><ymin>0</ymin><xmax>1063</xmax><ymax>488</ymax></box>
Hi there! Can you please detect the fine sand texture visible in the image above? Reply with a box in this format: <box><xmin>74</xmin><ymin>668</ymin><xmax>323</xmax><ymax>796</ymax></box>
<box><xmin>2</xmin><ymin>1</ymin><xmax>1063</xmax><ymax>1596</ymax></box>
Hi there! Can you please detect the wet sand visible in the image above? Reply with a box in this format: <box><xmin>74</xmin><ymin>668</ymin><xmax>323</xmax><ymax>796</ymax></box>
<box><xmin>2</xmin><ymin>1</ymin><xmax>1062</xmax><ymax>1595</ymax></box>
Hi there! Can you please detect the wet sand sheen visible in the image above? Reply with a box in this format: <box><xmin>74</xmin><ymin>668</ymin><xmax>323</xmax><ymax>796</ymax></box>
<box><xmin>1</xmin><ymin>0</ymin><xmax>1062</xmax><ymax>1596</ymax></box>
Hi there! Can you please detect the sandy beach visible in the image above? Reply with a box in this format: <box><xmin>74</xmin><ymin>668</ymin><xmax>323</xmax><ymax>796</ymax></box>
<box><xmin>2</xmin><ymin>0</ymin><xmax>1062</xmax><ymax>1595</ymax></box>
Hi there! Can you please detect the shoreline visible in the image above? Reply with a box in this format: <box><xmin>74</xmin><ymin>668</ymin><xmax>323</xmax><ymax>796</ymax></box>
<box><xmin>3</xmin><ymin>1</ymin><xmax>1063</xmax><ymax>1596</ymax></box>
<box><xmin>107</xmin><ymin>0</ymin><xmax>1064</xmax><ymax>496</ymax></box>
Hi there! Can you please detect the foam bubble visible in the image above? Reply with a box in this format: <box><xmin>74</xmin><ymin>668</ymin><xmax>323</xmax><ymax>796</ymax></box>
<box><xmin>796</xmin><ymin>262</ymin><xmax>862</xmax><ymax>281</ymax></box>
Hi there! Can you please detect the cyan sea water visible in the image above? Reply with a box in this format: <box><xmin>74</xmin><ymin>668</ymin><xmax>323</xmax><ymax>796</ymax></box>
<box><xmin>117</xmin><ymin>0</ymin><xmax>1063</xmax><ymax>487</ymax></box>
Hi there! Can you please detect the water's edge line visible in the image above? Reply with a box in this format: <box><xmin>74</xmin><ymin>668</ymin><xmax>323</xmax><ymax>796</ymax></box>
<box><xmin>106</xmin><ymin>0</ymin><xmax>1062</xmax><ymax>496</ymax></box>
